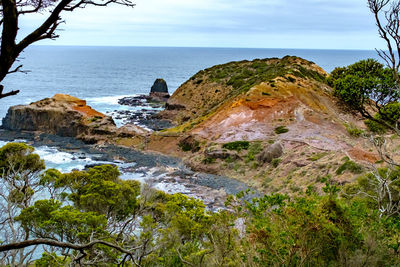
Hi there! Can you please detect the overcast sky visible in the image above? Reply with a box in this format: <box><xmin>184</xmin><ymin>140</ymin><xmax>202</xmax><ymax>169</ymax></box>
<box><xmin>18</xmin><ymin>0</ymin><xmax>382</xmax><ymax>49</ymax></box>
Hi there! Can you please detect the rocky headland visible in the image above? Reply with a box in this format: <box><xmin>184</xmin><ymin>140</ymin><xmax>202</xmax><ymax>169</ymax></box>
<box><xmin>1</xmin><ymin>56</ymin><xmax>391</xmax><ymax>196</ymax></box>
<box><xmin>1</xmin><ymin>94</ymin><xmax>147</xmax><ymax>144</ymax></box>
<box><xmin>152</xmin><ymin>56</ymin><xmax>385</xmax><ymax>194</ymax></box>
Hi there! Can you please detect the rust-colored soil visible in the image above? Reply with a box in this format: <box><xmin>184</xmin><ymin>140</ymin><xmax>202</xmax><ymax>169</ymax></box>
<box><xmin>348</xmin><ymin>147</ymin><xmax>379</xmax><ymax>163</ymax></box>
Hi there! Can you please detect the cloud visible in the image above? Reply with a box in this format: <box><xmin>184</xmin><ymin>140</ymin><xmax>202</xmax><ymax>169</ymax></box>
<box><xmin>16</xmin><ymin>0</ymin><xmax>381</xmax><ymax>49</ymax></box>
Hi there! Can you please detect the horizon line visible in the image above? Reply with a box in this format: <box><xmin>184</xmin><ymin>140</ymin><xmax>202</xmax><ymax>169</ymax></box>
<box><xmin>29</xmin><ymin>44</ymin><xmax>378</xmax><ymax>52</ymax></box>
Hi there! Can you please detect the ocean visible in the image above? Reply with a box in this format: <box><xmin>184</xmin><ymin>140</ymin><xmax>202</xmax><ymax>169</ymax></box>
<box><xmin>0</xmin><ymin>46</ymin><xmax>381</xmax><ymax>197</ymax></box>
<box><xmin>0</xmin><ymin>46</ymin><xmax>380</xmax><ymax>121</ymax></box>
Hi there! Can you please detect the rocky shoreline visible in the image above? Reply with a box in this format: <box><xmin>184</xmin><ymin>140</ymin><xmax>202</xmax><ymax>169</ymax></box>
<box><xmin>109</xmin><ymin>95</ymin><xmax>174</xmax><ymax>131</ymax></box>
<box><xmin>0</xmin><ymin>128</ymin><xmax>256</xmax><ymax>209</ymax></box>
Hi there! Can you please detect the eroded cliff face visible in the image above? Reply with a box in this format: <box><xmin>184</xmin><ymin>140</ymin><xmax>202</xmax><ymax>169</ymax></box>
<box><xmin>1</xmin><ymin>94</ymin><xmax>141</xmax><ymax>144</ymax></box>
<box><xmin>153</xmin><ymin>56</ymin><xmax>383</xmax><ymax>194</ymax></box>
<box><xmin>159</xmin><ymin>56</ymin><xmax>327</xmax><ymax>124</ymax></box>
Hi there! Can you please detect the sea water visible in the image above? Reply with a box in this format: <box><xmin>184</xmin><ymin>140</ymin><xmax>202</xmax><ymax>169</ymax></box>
<box><xmin>0</xmin><ymin>46</ymin><xmax>381</xmax><ymax>185</ymax></box>
<box><xmin>0</xmin><ymin>46</ymin><xmax>380</xmax><ymax>121</ymax></box>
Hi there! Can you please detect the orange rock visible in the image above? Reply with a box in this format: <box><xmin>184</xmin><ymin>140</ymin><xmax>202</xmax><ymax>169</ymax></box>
<box><xmin>52</xmin><ymin>94</ymin><xmax>105</xmax><ymax>118</ymax></box>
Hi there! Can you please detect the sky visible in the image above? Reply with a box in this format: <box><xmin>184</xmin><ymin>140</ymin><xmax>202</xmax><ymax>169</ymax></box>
<box><xmin>17</xmin><ymin>0</ymin><xmax>383</xmax><ymax>50</ymax></box>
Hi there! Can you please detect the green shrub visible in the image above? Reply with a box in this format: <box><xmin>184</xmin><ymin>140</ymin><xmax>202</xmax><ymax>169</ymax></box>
<box><xmin>329</xmin><ymin>59</ymin><xmax>398</xmax><ymax>118</ymax></box>
<box><xmin>365</xmin><ymin>119</ymin><xmax>387</xmax><ymax>134</ymax></box>
<box><xmin>178</xmin><ymin>137</ymin><xmax>200</xmax><ymax>152</ymax></box>
<box><xmin>362</xmin><ymin>102</ymin><xmax>400</xmax><ymax>134</ymax></box>
<box><xmin>336</xmin><ymin>160</ymin><xmax>363</xmax><ymax>175</ymax></box>
<box><xmin>308</xmin><ymin>152</ymin><xmax>328</xmax><ymax>162</ymax></box>
<box><xmin>271</xmin><ymin>158</ymin><xmax>282</xmax><ymax>168</ymax></box>
<box><xmin>222</xmin><ymin>141</ymin><xmax>250</xmax><ymax>151</ymax></box>
<box><xmin>377</xmin><ymin>102</ymin><xmax>400</xmax><ymax>126</ymax></box>
<box><xmin>275</xmin><ymin>126</ymin><xmax>289</xmax><ymax>134</ymax></box>
<box><xmin>202</xmin><ymin>157</ymin><xmax>216</xmax><ymax>164</ymax></box>
<box><xmin>345</xmin><ymin>123</ymin><xmax>364</xmax><ymax>137</ymax></box>
<box><xmin>245</xmin><ymin>142</ymin><xmax>263</xmax><ymax>162</ymax></box>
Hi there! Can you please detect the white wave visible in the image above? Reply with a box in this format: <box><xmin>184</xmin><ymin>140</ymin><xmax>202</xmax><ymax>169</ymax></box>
<box><xmin>86</xmin><ymin>94</ymin><xmax>136</xmax><ymax>105</ymax></box>
<box><xmin>35</xmin><ymin>147</ymin><xmax>75</xmax><ymax>164</ymax></box>
<box><xmin>0</xmin><ymin>140</ymin><xmax>7</xmax><ymax>148</ymax></box>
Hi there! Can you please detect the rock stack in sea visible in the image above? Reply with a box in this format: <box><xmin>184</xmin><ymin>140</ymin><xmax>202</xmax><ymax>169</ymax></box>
<box><xmin>149</xmin><ymin>78</ymin><xmax>170</xmax><ymax>102</ymax></box>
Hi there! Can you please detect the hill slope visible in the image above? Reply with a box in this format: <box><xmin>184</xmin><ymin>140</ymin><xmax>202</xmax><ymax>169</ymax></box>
<box><xmin>154</xmin><ymin>56</ymin><xmax>381</xmax><ymax>194</ymax></box>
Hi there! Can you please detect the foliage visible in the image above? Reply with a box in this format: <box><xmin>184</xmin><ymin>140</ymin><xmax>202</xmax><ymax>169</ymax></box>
<box><xmin>345</xmin><ymin>123</ymin><xmax>364</xmax><ymax>137</ymax></box>
<box><xmin>245</xmin><ymin>142</ymin><xmax>263</xmax><ymax>162</ymax></box>
<box><xmin>178</xmin><ymin>137</ymin><xmax>200</xmax><ymax>152</ymax></box>
<box><xmin>274</xmin><ymin>125</ymin><xmax>289</xmax><ymax>134</ymax></box>
<box><xmin>364</xmin><ymin>102</ymin><xmax>400</xmax><ymax>133</ymax></box>
<box><xmin>328</xmin><ymin>59</ymin><xmax>399</xmax><ymax>124</ymax></box>
<box><xmin>202</xmin><ymin>157</ymin><xmax>216</xmax><ymax>164</ymax></box>
<box><xmin>336</xmin><ymin>159</ymin><xmax>363</xmax><ymax>175</ymax></box>
<box><xmin>222</xmin><ymin>141</ymin><xmax>250</xmax><ymax>151</ymax></box>
<box><xmin>2</xmin><ymin>143</ymin><xmax>400</xmax><ymax>266</ymax></box>
<box><xmin>376</xmin><ymin>102</ymin><xmax>400</xmax><ymax>127</ymax></box>
<box><xmin>308</xmin><ymin>152</ymin><xmax>329</xmax><ymax>161</ymax></box>
<box><xmin>365</xmin><ymin>118</ymin><xmax>388</xmax><ymax>133</ymax></box>
<box><xmin>34</xmin><ymin>252</ymin><xmax>70</xmax><ymax>267</ymax></box>
<box><xmin>368</xmin><ymin>0</ymin><xmax>400</xmax><ymax>89</ymax></box>
<box><xmin>0</xmin><ymin>143</ymin><xmax>46</xmax><ymax>265</ymax></box>
<box><xmin>205</xmin><ymin>56</ymin><xmax>326</xmax><ymax>96</ymax></box>
<box><xmin>271</xmin><ymin>158</ymin><xmax>281</xmax><ymax>168</ymax></box>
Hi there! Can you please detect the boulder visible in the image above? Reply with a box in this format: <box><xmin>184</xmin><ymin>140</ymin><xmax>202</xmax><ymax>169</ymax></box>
<box><xmin>205</xmin><ymin>150</ymin><xmax>240</xmax><ymax>160</ymax></box>
<box><xmin>204</xmin><ymin>145</ymin><xmax>240</xmax><ymax>160</ymax></box>
<box><xmin>149</xmin><ymin>79</ymin><xmax>170</xmax><ymax>101</ymax></box>
<box><xmin>2</xmin><ymin>94</ymin><xmax>118</xmax><ymax>143</ymax></box>
<box><xmin>257</xmin><ymin>142</ymin><xmax>283</xmax><ymax>163</ymax></box>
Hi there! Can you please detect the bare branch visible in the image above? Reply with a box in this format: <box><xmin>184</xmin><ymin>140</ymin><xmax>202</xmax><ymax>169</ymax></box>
<box><xmin>0</xmin><ymin>238</ymin><xmax>141</xmax><ymax>255</ymax></box>
<box><xmin>0</xmin><ymin>85</ymin><xmax>19</xmax><ymax>99</ymax></box>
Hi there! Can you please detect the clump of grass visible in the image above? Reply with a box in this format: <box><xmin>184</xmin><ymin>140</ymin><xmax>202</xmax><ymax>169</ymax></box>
<box><xmin>222</xmin><ymin>141</ymin><xmax>250</xmax><ymax>151</ymax></box>
<box><xmin>271</xmin><ymin>158</ymin><xmax>282</xmax><ymax>168</ymax></box>
<box><xmin>316</xmin><ymin>175</ymin><xmax>332</xmax><ymax>183</ymax></box>
<box><xmin>245</xmin><ymin>142</ymin><xmax>263</xmax><ymax>162</ymax></box>
<box><xmin>202</xmin><ymin>157</ymin><xmax>216</xmax><ymax>164</ymax></box>
<box><xmin>345</xmin><ymin>123</ymin><xmax>364</xmax><ymax>137</ymax></box>
<box><xmin>274</xmin><ymin>126</ymin><xmax>289</xmax><ymax>134</ymax></box>
<box><xmin>336</xmin><ymin>159</ymin><xmax>363</xmax><ymax>175</ymax></box>
<box><xmin>365</xmin><ymin>119</ymin><xmax>387</xmax><ymax>134</ymax></box>
<box><xmin>308</xmin><ymin>152</ymin><xmax>329</xmax><ymax>162</ymax></box>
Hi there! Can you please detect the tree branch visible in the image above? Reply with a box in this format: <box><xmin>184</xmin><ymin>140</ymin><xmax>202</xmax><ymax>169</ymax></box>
<box><xmin>0</xmin><ymin>238</ymin><xmax>141</xmax><ymax>256</ymax></box>
<box><xmin>0</xmin><ymin>85</ymin><xmax>19</xmax><ymax>99</ymax></box>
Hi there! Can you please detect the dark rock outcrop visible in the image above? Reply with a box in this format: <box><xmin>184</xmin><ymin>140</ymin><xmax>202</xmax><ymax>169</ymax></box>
<box><xmin>204</xmin><ymin>146</ymin><xmax>240</xmax><ymax>160</ymax></box>
<box><xmin>150</xmin><ymin>79</ymin><xmax>170</xmax><ymax>101</ymax></box>
<box><xmin>205</xmin><ymin>149</ymin><xmax>240</xmax><ymax>160</ymax></box>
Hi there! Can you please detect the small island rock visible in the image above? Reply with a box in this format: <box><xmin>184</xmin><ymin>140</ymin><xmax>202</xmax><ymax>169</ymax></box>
<box><xmin>150</xmin><ymin>78</ymin><xmax>170</xmax><ymax>101</ymax></box>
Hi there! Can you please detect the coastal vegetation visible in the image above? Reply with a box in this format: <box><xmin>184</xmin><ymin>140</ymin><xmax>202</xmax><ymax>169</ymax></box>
<box><xmin>1</xmin><ymin>0</ymin><xmax>400</xmax><ymax>266</ymax></box>
<box><xmin>1</xmin><ymin>143</ymin><xmax>400</xmax><ymax>266</ymax></box>
<box><xmin>328</xmin><ymin>59</ymin><xmax>400</xmax><ymax>133</ymax></box>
